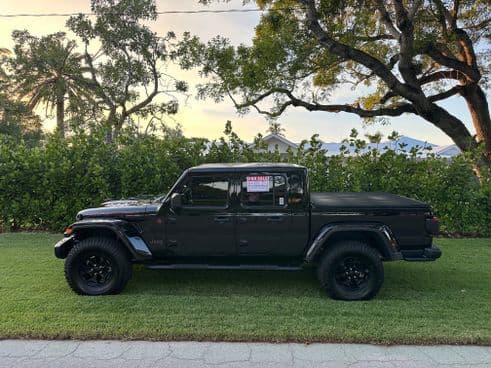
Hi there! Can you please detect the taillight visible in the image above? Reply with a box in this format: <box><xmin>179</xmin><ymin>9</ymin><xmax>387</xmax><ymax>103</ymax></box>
<box><xmin>425</xmin><ymin>217</ymin><xmax>440</xmax><ymax>235</ymax></box>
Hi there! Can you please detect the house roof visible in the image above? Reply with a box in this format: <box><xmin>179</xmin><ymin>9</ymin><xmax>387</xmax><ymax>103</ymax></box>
<box><xmin>261</xmin><ymin>133</ymin><xmax>299</xmax><ymax>148</ymax></box>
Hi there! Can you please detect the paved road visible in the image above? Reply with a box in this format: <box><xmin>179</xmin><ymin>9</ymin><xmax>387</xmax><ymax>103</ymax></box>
<box><xmin>1</xmin><ymin>340</ymin><xmax>490</xmax><ymax>368</ymax></box>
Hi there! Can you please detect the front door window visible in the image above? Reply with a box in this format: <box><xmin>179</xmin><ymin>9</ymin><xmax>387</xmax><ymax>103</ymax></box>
<box><xmin>182</xmin><ymin>176</ymin><xmax>229</xmax><ymax>208</ymax></box>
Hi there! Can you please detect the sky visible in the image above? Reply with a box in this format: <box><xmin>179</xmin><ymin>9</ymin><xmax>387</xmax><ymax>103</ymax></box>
<box><xmin>0</xmin><ymin>0</ymin><xmax>481</xmax><ymax>145</ymax></box>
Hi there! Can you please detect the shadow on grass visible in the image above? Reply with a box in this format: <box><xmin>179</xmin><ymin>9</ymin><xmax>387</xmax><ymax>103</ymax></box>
<box><xmin>124</xmin><ymin>261</ymin><xmax>458</xmax><ymax>300</ymax></box>
<box><xmin>128</xmin><ymin>266</ymin><xmax>321</xmax><ymax>297</ymax></box>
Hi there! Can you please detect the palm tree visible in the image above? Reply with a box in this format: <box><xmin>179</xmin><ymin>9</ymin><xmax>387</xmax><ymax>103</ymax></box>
<box><xmin>267</xmin><ymin>122</ymin><xmax>286</xmax><ymax>137</ymax></box>
<box><xmin>10</xmin><ymin>31</ymin><xmax>93</xmax><ymax>137</ymax></box>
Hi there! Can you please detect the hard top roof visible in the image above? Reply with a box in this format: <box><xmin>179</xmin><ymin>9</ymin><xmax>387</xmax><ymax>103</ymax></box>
<box><xmin>188</xmin><ymin>162</ymin><xmax>306</xmax><ymax>173</ymax></box>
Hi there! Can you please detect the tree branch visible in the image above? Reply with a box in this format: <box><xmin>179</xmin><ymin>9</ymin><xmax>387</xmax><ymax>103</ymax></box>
<box><xmin>408</xmin><ymin>0</ymin><xmax>423</xmax><ymax>20</ymax></box>
<box><xmin>375</xmin><ymin>1</ymin><xmax>401</xmax><ymax>38</ymax></box>
<box><xmin>232</xmin><ymin>87</ymin><xmax>415</xmax><ymax>119</ymax></box>
<box><xmin>427</xmin><ymin>85</ymin><xmax>463</xmax><ymax>102</ymax></box>
<box><xmin>124</xmin><ymin>61</ymin><xmax>160</xmax><ymax>116</ymax></box>
<box><xmin>423</xmin><ymin>45</ymin><xmax>480</xmax><ymax>81</ymax></box>
<box><xmin>418</xmin><ymin>70</ymin><xmax>463</xmax><ymax>84</ymax></box>
<box><xmin>431</xmin><ymin>0</ymin><xmax>480</xmax><ymax>77</ymax></box>
<box><xmin>298</xmin><ymin>0</ymin><xmax>417</xmax><ymax>101</ymax></box>
<box><xmin>451</xmin><ymin>0</ymin><xmax>460</xmax><ymax>26</ymax></box>
<box><xmin>433</xmin><ymin>0</ymin><xmax>455</xmax><ymax>27</ymax></box>
<box><xmin>393</xmin><ymin>0</ymin><xmax>420</xmax><ymax>89</ymax></box>
<box><xmin>464</xmin><ymin>16</ymin><xmax>491</xmax><ymax>31</ymax></box>
<box><xmin>84</xmin><ymin>45</ymin><xmax>114</xmax><ymax>110</ymax></box>
<box><xmin>380</xmin><ymin>90</ymin><xmax>398</xmax><ymax>104</ymax></box>
<box><xmin>356</xmin><ymin>34</ymin><xmax>395</xmax><ymax>42</ymax></box>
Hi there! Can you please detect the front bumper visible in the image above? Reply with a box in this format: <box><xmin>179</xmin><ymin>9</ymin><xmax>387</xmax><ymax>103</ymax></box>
<box><xmin>402</xmin><ymin>244</ymin><xmax>442</xmax><ymax>262</ymax></box>
<box><xmin>54</xmin><ymin>235</ymin><xmax>75</xmax><ymax>259</ymax></box>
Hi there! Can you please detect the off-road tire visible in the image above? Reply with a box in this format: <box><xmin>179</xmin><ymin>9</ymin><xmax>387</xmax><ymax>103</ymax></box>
<box><xmin>317</xmin><ymin>240</ymin><xmax>384</xmax><ymax>300</ymax></box>
<box><xmin>64</xmin><ymin>237</ymin><xmax>132</xmax><ymax>296</ymax></box>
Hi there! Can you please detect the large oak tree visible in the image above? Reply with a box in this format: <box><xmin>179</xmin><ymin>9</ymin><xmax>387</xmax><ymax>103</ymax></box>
<box><xmin>67</xmin><ymin>0</ymin><xmax>188</xmax><ymax>141</ymax></box>
<box><xmin>179</xmin><ymin>0</ymin><xmax>491</xmax><ymax>163</ymax></box>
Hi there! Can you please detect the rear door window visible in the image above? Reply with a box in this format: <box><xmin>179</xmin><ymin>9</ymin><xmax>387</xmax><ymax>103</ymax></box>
<box><xmin>288</xmin><ymin>173</ymin><xmax>304</xmax><ymax>205</ymax></box>
<box><xmin>241</xmin><ymin>175</ymin><xmax>287</xmax><ymax>207</ymax></box>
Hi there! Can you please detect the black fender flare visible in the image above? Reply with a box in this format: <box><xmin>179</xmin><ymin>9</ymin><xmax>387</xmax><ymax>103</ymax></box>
<box><xmin>55</xmin><ymin>219</ymin><xmax>152</xmax><ymax>261</ymax></box>
<box><xmin>304</xmin><ymin>222</ymin><xmax>402</xmax><ymax>263</ymax></box>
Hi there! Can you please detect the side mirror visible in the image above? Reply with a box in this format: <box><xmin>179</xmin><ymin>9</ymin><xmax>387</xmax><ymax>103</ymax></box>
<box><xmin>170</xmin><ymin>193</ymin><xmax>182</xmax><ymax>210</ymax></box>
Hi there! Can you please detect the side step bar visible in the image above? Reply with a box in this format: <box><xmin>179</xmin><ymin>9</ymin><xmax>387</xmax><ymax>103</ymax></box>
<box><xmin>145</xmin><ymin>264</ymin><xmax>303</xmax><ymax>271</ymax></box>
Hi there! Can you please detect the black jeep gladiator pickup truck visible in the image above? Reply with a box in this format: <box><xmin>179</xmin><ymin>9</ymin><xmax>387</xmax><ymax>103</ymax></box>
<box><xmin>54</xmin><ymin>163</ymin><xmax>441</xmax><ymax>300</ymax></box>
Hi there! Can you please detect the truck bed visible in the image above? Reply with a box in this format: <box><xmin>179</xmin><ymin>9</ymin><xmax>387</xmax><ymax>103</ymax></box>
<box><xmin>311</xmin><ymin>192</ymin><xmax>430</xmax><ymax>211</ymax></box>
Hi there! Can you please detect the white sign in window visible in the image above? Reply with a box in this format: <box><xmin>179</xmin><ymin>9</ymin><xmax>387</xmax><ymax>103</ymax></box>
<box><xmin>246</xmin><ymin>175</ymin><xmax>270</xmax><ymax>192</ymax></box>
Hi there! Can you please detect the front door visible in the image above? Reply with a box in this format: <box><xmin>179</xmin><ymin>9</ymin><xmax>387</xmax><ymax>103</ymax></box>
<box><xmin>166</xmin><ymin>174</ymin><xmax>235</xmax><ymax>257</ymax></box>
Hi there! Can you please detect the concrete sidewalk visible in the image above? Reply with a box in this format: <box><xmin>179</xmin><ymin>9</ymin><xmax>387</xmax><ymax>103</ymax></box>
<box><xmin>1</xmin><ymin>340</ymin><xmax>490</xmax><ymax>368</ymax></box>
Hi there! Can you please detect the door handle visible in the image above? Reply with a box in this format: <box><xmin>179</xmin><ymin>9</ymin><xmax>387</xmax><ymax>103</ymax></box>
<box><xmin>238</xmin><ymin>216</ymin><xmax>248</xmax><ymax>223</ymax></box>
<box><xmin>214</xmin><ymin>216</ymin><xmax>231</xmax><ymax>223</ymax></box>
<box><xmin>267</xmin><ymin>216</ymin><xmax>283</xmax><ymax>223</ymax></box>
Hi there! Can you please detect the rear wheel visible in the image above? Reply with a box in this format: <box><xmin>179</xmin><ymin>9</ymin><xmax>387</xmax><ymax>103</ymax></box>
<box><xmin>64</xmin><ymin>237</ymin><xmax>132</xmax><ymax>295</ymax></box>
<box><xmin>317</xmin><ymin>240</ymin><xmax>384</xmax><ymax>300</ymax></box>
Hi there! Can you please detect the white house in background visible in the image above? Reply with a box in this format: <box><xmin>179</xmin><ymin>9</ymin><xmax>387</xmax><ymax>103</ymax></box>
<box><xmin>254</xmin><ymin>133</ymin><xmax>461</xmax><ymax>158</ymax></box>
<box><xmin>256</xmin><ymin>133</ymin><xmax>298</xmax><ymax>154</ymax></box>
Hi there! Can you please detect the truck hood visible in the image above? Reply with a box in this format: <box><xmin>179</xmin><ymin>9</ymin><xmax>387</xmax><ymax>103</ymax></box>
<box><xmin>76</xmin><ymin>202</ymin><xmax>160</xmax><ymax>220</ymax></box>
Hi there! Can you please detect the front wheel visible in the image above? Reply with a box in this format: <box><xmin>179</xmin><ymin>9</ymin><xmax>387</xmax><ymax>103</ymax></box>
<box><xmin>317</xmin><ymin>241</ymin><xmax>384</xmax><ymax>300</ymax></box>
<box><xmin>64</xmin><ymin>237</ymin><xmax>132</xmax><ymax>296</ymax></box>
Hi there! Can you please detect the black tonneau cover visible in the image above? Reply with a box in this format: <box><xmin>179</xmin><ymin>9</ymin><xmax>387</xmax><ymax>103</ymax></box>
<box><xmin>311</xmin><ymin>192</ymin><xmax>430</xmax><ymax>211</ymax></box>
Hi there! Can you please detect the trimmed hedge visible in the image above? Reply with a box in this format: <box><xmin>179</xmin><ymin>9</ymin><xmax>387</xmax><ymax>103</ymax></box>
<box><xmin>0</xmin><ymin>130</ymin><xmax>490</xmax><ymax>235</ymax></box>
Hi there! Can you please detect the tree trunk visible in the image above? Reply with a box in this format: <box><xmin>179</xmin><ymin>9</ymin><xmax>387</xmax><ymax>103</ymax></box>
<box><xmin>112</xmin><ymin>114</ymin><xmax>126</xmax><ymax>142</ymax></box>
<box><xmin>460</xmin><ymin>83</ymin><xmax>491</xmax><ymax>162</ymax></box>
<box><xmin>112</xmin><ymin>124</ymin><xmax>121</xmax><ymax>141</ymax></box>
<box><xmin>103</xmin><ymin>108</ymin><xmax>117</xmax><ymax>144</ymax></box>
<box><xmin>104</xmin><ymin>128</ymin><xmax>113</xmax><ymax>144</ymax></box>
<box><xmin>418</xmin><ymin>104</ymin><xmax>476</xmax><ymax>152</ymax></box>
<box><xmin>419</xmin><ymin>102</ymin><xmax>491</xmax><ymax>176</ymax></box>
<box><xmin>56</xmin><ymin>94</ymin><xmax>65</xmax><ymax>138</ymax></box>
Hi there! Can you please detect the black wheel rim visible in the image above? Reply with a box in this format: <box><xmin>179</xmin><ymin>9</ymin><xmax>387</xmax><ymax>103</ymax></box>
<box><xmin>334</xmin><ymin>255</ymin><xmax>373</xmax><ymax>292</ymax></box>
<box><xmin>78</xmin><ymin>253</ymin><xmax>114</xmax><ymax>289</ymax></box>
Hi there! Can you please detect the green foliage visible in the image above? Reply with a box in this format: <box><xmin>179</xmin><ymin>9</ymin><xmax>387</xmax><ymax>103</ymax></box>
<box><xmin>0</xmin><ymin>131</ymin><xmax>206</xmax><ymax>230</ymax></box>
<box><xmin>0</xmin><ymin>125</ymin><xmax>489</xmax><ymax>235</ymax></box>
<box><xmin>0</xmin><ymin>96</ymin><xmax>43</xmax><ymax>145</ymax></box>
<box><xmin>0</xmin><ymin>48</ymin><xmax>43</xmax><ymax>144</ymax></box>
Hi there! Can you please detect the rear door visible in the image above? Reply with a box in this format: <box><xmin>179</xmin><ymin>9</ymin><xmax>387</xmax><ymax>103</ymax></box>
<box><xmin>235</xmin><ymin>172</ymin><xmax>308</xmax><ymax>257</ymax></box>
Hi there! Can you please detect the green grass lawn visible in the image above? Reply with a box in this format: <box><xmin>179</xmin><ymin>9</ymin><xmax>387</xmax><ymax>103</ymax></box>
<box><xmin>0</xmin><ymin>233</ymin><xmax>490</xmax><ymax>345</ymax></box>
